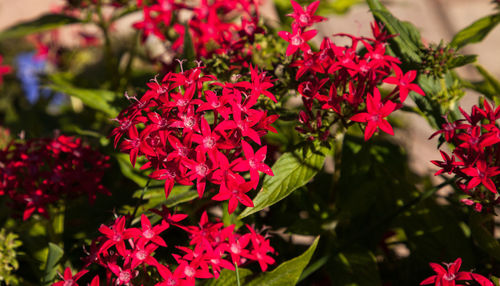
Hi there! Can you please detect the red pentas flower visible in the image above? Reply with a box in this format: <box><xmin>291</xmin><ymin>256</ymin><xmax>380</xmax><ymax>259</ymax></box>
<box><xmin>287</xmin><ymin>0</ymin><xmax>326</xmax><ymax>28</ymax></box>
<box><xmin>133</xmin><ymin>0</ymin><xmax>264</xmax><ymax>61</ymax></box>
<box><xmin>67</xmin><ymin>208</ymin><xmax>275</xmax><ymax>285</ymax></box>
<box><xmin>52</xmin><ymin>267</ymin><xmax>88</xmax><ymax>286</ymax></box>
<box><xmin>430</xmin><ymin>99</ymin><xmax>500</xmax><ymax>212</ymax></box>
<box><xmin>278</xmin><ymin>0</ymin><xmax>424</xmax><ymax>142</ymax></box>
<box><xmin>383</xmin><ymin>64</ymin><xmax>425</xmax><ymax>102</ymax></box>
<box><xmin>421</xmin><ymin>258</ymin><xmax>493</xmax><ymax>286</ymax></box>
<box><xmin>350</xmin><ymin>88</ymin><xmax>397</xmax><ymax>141</ymax></box>
<box><xmin>0</xmin><ymin>135</ymin><xmax>110</xmax><ymax>220</ymax></box>
<box><xmin>111</xmin><ymin>63</ymin><xmax>277</xmax><ymax>214</ymax></box>
<box><xmin>278</xmin><ymin>23</ymin><xmax>317</xmax><ymax>57</ymax></box>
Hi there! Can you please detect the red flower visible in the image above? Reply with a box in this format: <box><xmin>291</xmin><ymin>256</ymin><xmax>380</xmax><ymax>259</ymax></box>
<box><xmin>132</xmin><ymin>7</ymin><xmax>165</xmax><ymax>41</ymax></box>
<box><xmin>0</xmin><ymin>135</ymin><xmax>109</xmax><ymax>220</ymax></box>
<box><xmin>278</xmin><ymin>24</ymin><xmax>317</xmax><ymax>56</ymax></box>
<box><xmin>212</xmin><ymin>174</ymin><xmax>254</xmax><ymax>214</ymax></box>
<box><xmin>383</xmin><ymin>64</ymin><xmax>425</xmax><ymax>102</ymax></box>
<box><xmin>98</xmin><ymin>216</ymin><xmax>137</xmax><ymax>256</ymax></box>
<box><xmin>111</xmin><ymin>64</ymin><xmax>277</xmax><ymax>213</ymax></box>
<box><xmin>462</xmin><ymin>159</ymin><xmax>500</xmax><ymax>193</ymax></box>
<box><xmin>431</xmin><ymin>150</ymin><xmax>457</xmax><ymax>176</ymax></box>
<box><xmin>52</xmin><ymin>267</ymin><xmax>88</xmax><ymax>286</ymax></box>
<box><xmin>107</xmin><ymin>263</ymin><xmax>136</xmax><ymax>285</ymax></box>
<box><xmin>350</xmin><ymin>88</ymin><xmax>397</xmax><ymax>140</ymax></box>
<box><xmin>421</xmin><ymin>258</ymin><xmax>493</xmax><ymax>286</ymax></box>
<box><xmin>232</xmin><ymin>141</ymin><xmax>273</xmax><ymax>188</ymax></box>
<box><xmin>287</xmin><ymin>0</ymin><xmax>326</xmax><ymax>28</ymax></box>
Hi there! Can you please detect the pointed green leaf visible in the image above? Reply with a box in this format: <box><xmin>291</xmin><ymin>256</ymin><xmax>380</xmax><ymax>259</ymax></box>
<box><xmin>0</xmin><ymin>14</ymin><xmax>81</xmax><ymax>40</ymax></box>
<box><xmin>451</xmin><ymin>13</ymin><xmax>500</xmax><ymax>50</ymax></box>
<box><xmin>469</xmin><ymin>65</ymin><xmax>500</xmax><ymax>104</ymax></box>
<box><xmin>48</xmin><ymin>74</ymin><xmax>119</xmax><ymax>118</ymax></box>
<box><xmin>447</xmin><ymin>54</ymin><xmax>477</xmax><ymax>69</ymax></box>
<box><xmin>461</xmin><ymin>65</ymin><xmax>500</xmax><ymax>104</ymax></box>
<box><xmin>42</xmin><ymin>242</ymin><xmax>64</xmax><ymax>285</ymax></box>
<box><xmin>115</xmin><ymin>153</ymin><xmax>149</xmax><ymax>186</ymax></box>
<box><xmin>182</xmin><ymin>23</ymin><xmax>196</xmax><ymax>61</ymax></box>
<box><xmin>205</xmin><ymin>268</ymin><xmax>253</xmax><ymax>286</ymax></box>
<box><xmin>238</xmin><ymin>144</ymin><xmax>327</xmax><ymax>219</ymax></box>
<box><xmin>366</xmin><ymin>0</ymin><xmax>385</xmax><ymax>11</ymax></box>
<box><xmin>367</xmin><ymin>0</ymin><xmax>424</xmax><ymax>63</ymax></box>
<box><xmin>245</xmin><ymin>237</ymin><xmax>319</xmax><ymax>286</ymax></box>
<box><xmin>131</xmin><ymin>185</ymin><xmax>198</xmax><ymax>211</ymax></box>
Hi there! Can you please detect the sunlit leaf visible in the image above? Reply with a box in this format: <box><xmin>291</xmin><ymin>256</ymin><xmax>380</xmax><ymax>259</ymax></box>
<box><xmin>451</xmin><ymin>13</ymin><xmax>500</xmax><ymax>50</ymax></box>
<box><xmin>245</xmin><ymin>237</ymin><xmax>319</xmax><ymax>286</ymax></box>
<box><xmin>48</xmin><ymin>74</ymin><xmax>119</xmax><ymax>118</ymax></box>
<box><xmin>42</xmin><ymin>243</ymin><xmax>64</xmax><ymax>285</ymax></box>
<box><xmin>238</xmin><ymin>143</ymin><xmax>328</xmax><ymax>218</ymax></box>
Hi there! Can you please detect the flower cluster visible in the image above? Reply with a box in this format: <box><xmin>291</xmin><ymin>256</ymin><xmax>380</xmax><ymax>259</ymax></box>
<box><xmin>421</xmin><ymin>258</ymin><xmax>493</xmax><ymax>286</ymax></box>
<box><xmin>111</xmin><ymin>63</ymin><xmax>277</xmax><ymax>213</ymax></box>
<box><xmin>0</xmin><ymin>135</ymin><xmax>110</xmax><ymax>220</ymax></box>
<box><xmin>279</xmin><ymin>1</ymin><xmax>424</xmax><ymax>141</ymax></box>
<box><xmin>133</xmin><ymin>0</ymin><xmax>263</xmax><ymax>59</ymax></box>
<box><xmin>430</xmin><ymin>99</ymin><xmax>500</xmax><ymax>212</ymax></box>
<box><xmin>53</xmin><ymin>209</ymin><xmax>274</xmax><ymax>285</ymax></box>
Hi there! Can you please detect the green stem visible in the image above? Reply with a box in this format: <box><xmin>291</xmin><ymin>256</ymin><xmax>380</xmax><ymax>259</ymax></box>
<box><xmin>120</xmin><ymin>31</ymin><xmax>140</xmax><ymax>90</ymax></box>
<box><xmin>131</xmin><ymin>177</ymin><xmax>151</xmax><ymax>221</ymax></box>
<box><xmin>96</xmin><ymin>3</ymin><xmax>118</xmax><ymax>89</ymax></box>
<box><xmin>235</xmin><ymin>262</ymin><xmax>241</xmax><ymax>286</ymax></box>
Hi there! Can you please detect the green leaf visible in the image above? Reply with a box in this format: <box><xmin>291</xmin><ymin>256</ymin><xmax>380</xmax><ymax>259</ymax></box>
<box><xmin>0</xmin><ymin>14</ymin><xmax>80</xmax><ymax>40</ymax></box>
<box><xmin>317</xmin><ymin>0</ymin><xmax>363</xmax><ymax>15</ymax></box>
<box><xmin>238</xmin><ymin>144</ymin><xmax>327</xmax><ymax>219</ymax></box>
<box><xmin>205</xmin><ymin>268</ymin><xmax>253</xmax><ymax>286</ymax></box>
<box><xmin>448</xmin><ymin>54</ymin><xmax>477</xmax><ymax>69</ymax></box>
<box><xmin>182</xmin><ymin>22</ymin><xmax>196</xmax><ymax>61</ymax></box>
<box><xmin>42</xmin><ymin>243</ymin><xmax>64</xmax><ymax>285</ymax></box>
<box><xmin>491</xmin><ymin>276</ymin><xmax>500</xmax><ymax>286</ymax></box>
<box><xmin>165</xmin><ymin>187</ymin><xmax>198</xmax><ymax>208</ymax></box>
<box><xmin>464</xmin><ymin>64</ymin><xmax>500</xmax><ymax>104</ymax></box>
<box><xmin>48</xmin><ymin>73</ymin><xmax>119</xmax><ymax>118</ymax></box>
<box><xmin>116</xmin><ymin>153</ymin><xmax>149</xmax><ymax>187</ymax></box>
<box><xmin>245</xmin><ymin>237</ymin><xmax>319</xmax><ymax>286</ymax></box>
<box><xmin>451</xmin><ymin>13</ymin><xmax>500</xmax><ymax>50</ymax></box>
<box><xmin>367</xmin><ymin>0</ymin><xmax>423</xmax><ymax>63</ymax></box>
<box><xmin>133</xmin><ymin>185</ymin><xmax>198</xmax><ymax>207</ymax></box>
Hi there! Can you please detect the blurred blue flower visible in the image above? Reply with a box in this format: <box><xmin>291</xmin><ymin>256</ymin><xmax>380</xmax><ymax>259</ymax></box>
<box><xmin>16</xmin><ymin>52</ymin><xmax>46</xmax><ymax>103</ymax></box>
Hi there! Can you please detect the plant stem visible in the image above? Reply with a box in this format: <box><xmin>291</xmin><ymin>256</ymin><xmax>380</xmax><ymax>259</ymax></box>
<box><xmin>120</xmin><ymin>31</ymin><xmax>140</xmax><ymax>91</ymax></box>
<box><xmin>96</xmin><ymin>2</ymin><xmax>118</xmax><ymax>89</ymax></box>
<box><xmin>235</xmin><ymin>262</ymin><xmax>241</xmax><ymax>286</ymax></box>
<box><xmin>131</xmin><ymin>177</ymin><xmax>151</xmax><ymax>221</ymax></box>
